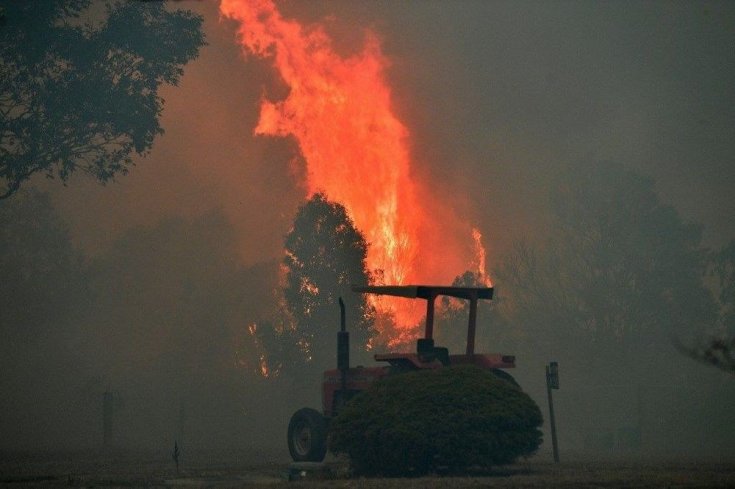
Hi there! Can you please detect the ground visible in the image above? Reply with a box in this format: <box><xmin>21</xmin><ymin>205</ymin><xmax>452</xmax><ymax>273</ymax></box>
<box><xmin>1</xmin><ymin>449</ymin><xmax>734</xmax><ymax>488</ymax></box>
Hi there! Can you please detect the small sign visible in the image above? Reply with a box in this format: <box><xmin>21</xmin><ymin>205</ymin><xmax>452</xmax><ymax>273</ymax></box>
<box><xmin>548</xmin><ymin>361</ymin><xmax>559</xmax><ymax>389</ymax></box>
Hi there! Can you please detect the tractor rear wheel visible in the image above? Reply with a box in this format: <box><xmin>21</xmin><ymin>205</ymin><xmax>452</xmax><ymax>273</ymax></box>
<box><xmin>287</xmin><ymin>407</ymin><xmax>328</xmax><ymax>462</ymax></box>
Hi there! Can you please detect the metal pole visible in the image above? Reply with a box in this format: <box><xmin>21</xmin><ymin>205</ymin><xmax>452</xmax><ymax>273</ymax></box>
<box><xmin>466</xmin><ymin>293</ymin><xmax>478</xmax><ymax>355</ymax></box>
<box><xmin>546</xmin><ymin>366</ymin><xmax>560</xmax><ymax>463</ymax></box>
<box><xmin>424</xmin><ymin>294</ymin><xmax>436</xmax><ymax>339</ymax></box>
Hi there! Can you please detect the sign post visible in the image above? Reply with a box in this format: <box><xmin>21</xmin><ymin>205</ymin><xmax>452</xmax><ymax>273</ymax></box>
<box><xmin>545</xmin><ymin>361</ymin><xmax>560</xmax><ymax>463</ymax></box>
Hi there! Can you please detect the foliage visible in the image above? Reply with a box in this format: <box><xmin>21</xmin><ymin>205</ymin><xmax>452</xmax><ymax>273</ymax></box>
<box><xmin>245</xmin><ymin>316</ymin><xmax>304</xmax><ymax>378</ymax></box>
<box><xmin>330</xmin><ymin>366</ymin><xmax>543</xmax><ymax>476</ymax></box>
<box><xmin>0</xmin><ymin>188</ymin><xmax>93</xmax><ymax>447</ymax></box>
<box><xmin>0</xmin><ymin>0</ymin><xmax>205</xmax><ymax>198</ymax></box>
<box><xmin>0</xmin><ymin>188</ymin><xmax>84</xmax><ymax>342</ymax></box>
<box><xmin>678</xmin><ymin>336</ymin><xmax>735</xmax><ymax>375</ymax></box>
<box><xmin>281</xmin><ymin>193</ymin><xmax>375</xmax><ymax>374</ymax></box>
<box><xmin>434</xmin><ymin>271</ymin><xmax>498</xmax><ymax>353</ymax></box>
<box><xmin>494</xmin><ymin>161</ymin><xmax>717</xmax><ymax>370</ymax></box>
<box><xmin>679</xmin><ymin>241</ymin><xmax>735</xmax><ymax>374</ymax></box>
<box><xmin>87</xmin><ymin>211</ymin><xmax>250</xmax><ymax>385</ymax></box>
<box><xmin>714</xmin><ymin>241</ymin><xmax>735</xmax><ymax>334</ymax></box>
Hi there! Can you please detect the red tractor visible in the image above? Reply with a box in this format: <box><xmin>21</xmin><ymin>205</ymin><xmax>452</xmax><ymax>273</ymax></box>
<box><xmin>287</xmin><ymin>284</ymin><xmax>517</xmax><ymax>462</ymax></box>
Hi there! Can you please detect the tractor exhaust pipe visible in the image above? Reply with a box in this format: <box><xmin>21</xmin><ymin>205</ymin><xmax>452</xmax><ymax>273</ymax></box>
<box><xmin>337</xmin><ymin>298</ymin><xmax>349</xmax><ymax>391</ymax></box>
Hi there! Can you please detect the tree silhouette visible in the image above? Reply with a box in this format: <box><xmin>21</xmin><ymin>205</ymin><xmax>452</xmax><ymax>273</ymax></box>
<box><xmin>495</xmin><ymin>161</ymin><xmax>717</xmax><ymax>366</ymax></box>
<box><xmin>282</xmin><ymin>193</ymin><xmax>375</xmax><ymax>375</ymax></box>
<box><xmin>492</xmin><ymin>161</ymin><xmax>723</xmax><ymax>449</ymax></box>
<box><xmin>678</xmin><ymin>241</ymin><xmax>735</xmax><ymax>374</ymax></box>
<box><xmin>0</xmin><ymin>1</ymin><xmax>205</xmax><ymax>199</ymax></box>
<box><xmin>0</xmin><ymin>188</ymin><xmax>84</xmax><ymax>342</ymax></box>
<box><xmin>715</xmin><ymin>241</ymin><xmax>735</xmax><ymax>335</ymax></box>
<box><xmin>434</xmin><ymin>271</ymin><xmax>496</xmax><ymax>353</ymax></box>
<box><xmin>678</xmin><ymin>336</ymin><xmax>735</xmax><ymax>375</ymax></box>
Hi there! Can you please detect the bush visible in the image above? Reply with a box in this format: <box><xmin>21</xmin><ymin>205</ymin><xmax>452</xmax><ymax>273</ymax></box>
<box><xmin>329</xmin><ymin>366</ymin><xmax>543</xmax><ymax>476</ymax></box>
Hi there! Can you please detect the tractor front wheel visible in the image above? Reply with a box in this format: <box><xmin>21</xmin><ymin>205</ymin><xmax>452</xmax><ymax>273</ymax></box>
<box><xmin>287</xmin><ymin>407</ymin><xmax>328</xmax><ymax>462</ymax></box>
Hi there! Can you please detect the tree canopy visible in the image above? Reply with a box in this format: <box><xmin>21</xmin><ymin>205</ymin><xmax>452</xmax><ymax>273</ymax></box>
<box><xmin>0</xmin><ymin>0</ymin><xmax>205</xmax><ymax>198</ymax></box>
<box><xmin>715</xmin><ymin>241</ymin><xmax>735</xmax><ymax>335</ymax></box>
<box><xmin>679</xmin><ymin>240</ymin><xmax>735</xmax><ymax>374</ymax></box>
<box><xmin>491</xmin><ymin>160</ymin><xmax>723</xmax><ymax>450</ymax></box>
<box><xmin>434</xmin><ymin>270</ymin><xmax>495</xmax><ymax>353</ymax></box>
<box><xmin>494</xmin><ymin>161</ymin><xmax>717</xmax><ymax>368</ymax></box>
<box><xmin>280</xmin><ymin>193</ymin><xmax>375</xmax><ymax>375</ymax></box>
<box><xmin>0</xmin><ymin>188</ymin><xmax>84</xmax><ymax>344</ymax></box>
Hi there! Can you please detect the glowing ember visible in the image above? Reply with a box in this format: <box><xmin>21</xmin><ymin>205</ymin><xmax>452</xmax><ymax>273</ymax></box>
<box><xmin>221</xmin><ymin>0</ymin><xmax>487</xmax><ymax>340</ymax></box>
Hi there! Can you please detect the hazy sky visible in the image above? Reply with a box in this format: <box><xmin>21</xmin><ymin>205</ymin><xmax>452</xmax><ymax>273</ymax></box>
<box><xmin>10</xmin><ymin>0</ymin><xmax>735</xmax><ymax>453</ymax></box>
<box><xmin>42</xmin><ymin>0</ymin><xmax>735</xmax><ymax>266</ymax></box>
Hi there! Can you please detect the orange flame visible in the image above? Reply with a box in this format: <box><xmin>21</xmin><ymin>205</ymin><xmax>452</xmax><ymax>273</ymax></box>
<box><xmin>221</xmin><ymin>0</ymin><xmax>487</xmax><ymax>340</ymax></box>
<box><xmin>472</xmin><ymin>228</ymin><xmax>492</xmax><ymax>287</ymax></box>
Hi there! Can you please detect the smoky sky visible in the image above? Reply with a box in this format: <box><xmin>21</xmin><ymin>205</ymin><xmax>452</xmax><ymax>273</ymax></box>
<box><xmin>41</xmin><ymin>0</ymin><xmax>735</xmax><ymax>266</ymax></box>
<box><xmin>9</xmin><ymin>0</ymin><xmax>735</xmax><ymax>455</ymax></box>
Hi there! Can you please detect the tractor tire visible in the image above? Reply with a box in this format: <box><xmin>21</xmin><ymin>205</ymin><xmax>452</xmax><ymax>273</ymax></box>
<box><xmin>287</xmin><ymin>407</ymin><xmax>328</xmax><ymax>462</ymax></box>
<box><xmin>491</xmin><ymin>368</ymin><xmax>520</xmax><ymax>387</ymax></box>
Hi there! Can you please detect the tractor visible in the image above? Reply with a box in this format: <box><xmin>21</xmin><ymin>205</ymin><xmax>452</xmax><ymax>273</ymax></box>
<box><xmin>286</xmin><ymin>284</ymin><xmax>517</xmax><ymax>462</ymax></box>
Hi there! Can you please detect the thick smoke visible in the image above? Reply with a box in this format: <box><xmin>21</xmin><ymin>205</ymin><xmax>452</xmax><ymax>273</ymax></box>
<box><xmin>0</xmin><ymin>189</ymin><xmax>290</xmax><ymax>451</ymax></box>
<box><xmin>7</xmin><ymin>0</ymin><xmax>734</xmax><ymax>457</ymax></box>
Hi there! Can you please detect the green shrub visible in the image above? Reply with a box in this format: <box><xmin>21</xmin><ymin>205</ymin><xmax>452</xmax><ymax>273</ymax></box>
<box><xmin>329</xmin><ymin>366</ymin><xmax>543</xmax><ymax>476</ymax></box>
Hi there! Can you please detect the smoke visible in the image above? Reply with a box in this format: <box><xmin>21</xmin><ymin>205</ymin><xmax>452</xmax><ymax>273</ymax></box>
<box><xmin>0</xmin><ymin>190</ymin><xmax>289</xmax><ymax>450</ymax></box>
<box><xmin>9</xmin><ymin>0</ymin><xmax>734</xmax><ymax>457</ymax></box>
<box><xmin>220</xmin><ymin>0</ymin><xmax>487</xmax><ymax>333</ymax></box>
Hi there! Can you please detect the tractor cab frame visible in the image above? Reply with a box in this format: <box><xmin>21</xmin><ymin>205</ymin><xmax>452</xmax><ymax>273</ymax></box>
<box><xmin>287</xmin><ymin>284</ymin><xmax>517</xmax><ymax>463</ymax></box>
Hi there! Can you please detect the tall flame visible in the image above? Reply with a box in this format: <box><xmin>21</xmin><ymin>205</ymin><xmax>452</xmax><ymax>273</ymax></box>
<box><xmin>221</xmin><ymin>0</ymin><xmax>487</xmax><ymax>338</ymax></box>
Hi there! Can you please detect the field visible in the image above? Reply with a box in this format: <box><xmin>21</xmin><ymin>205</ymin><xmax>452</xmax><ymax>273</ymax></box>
<box><xmin>1</xmin><ymin>449</ymin><xmax>734</xmax><ymax>488</ymax></box>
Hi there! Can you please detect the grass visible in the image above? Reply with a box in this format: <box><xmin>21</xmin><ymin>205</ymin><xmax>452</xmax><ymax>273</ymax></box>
<box><xmin>1</xmin><ymin>449</ymin><xmax>734</xmax><ymax>488</ymax></box>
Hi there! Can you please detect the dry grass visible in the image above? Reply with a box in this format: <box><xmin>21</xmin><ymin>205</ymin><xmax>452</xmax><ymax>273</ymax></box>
<box><xmin>1</xmin><ymin>449</ymin><xmax>734</xmax><ymax>488</ymax></box>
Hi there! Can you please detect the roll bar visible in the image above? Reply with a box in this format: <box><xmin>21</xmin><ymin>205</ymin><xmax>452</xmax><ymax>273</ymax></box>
<box><xmin>352</xmin><ymin>285</ymin><xmax>494</xmax><ymax>355</ymax></box>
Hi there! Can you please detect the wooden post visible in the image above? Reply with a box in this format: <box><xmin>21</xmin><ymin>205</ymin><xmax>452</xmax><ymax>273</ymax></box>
<box><xmin>546</xmin><ymin>363</ymin><xmax>560</xmax><ymax>463</ymax></box>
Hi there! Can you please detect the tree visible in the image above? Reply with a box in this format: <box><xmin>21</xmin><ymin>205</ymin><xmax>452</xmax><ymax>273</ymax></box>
<box><xmin>282</xmin><ymin>193</ymin><xmax>375</xmax><ymax>375</ymax></box>
<box><xmin>494</xmin><ymin>161</ymin><xmax>717</xmax><ymax>369</ymax></box>
<box><xmin>679</xmin><ymin>241</ymin><xmax>735</xmax><ymax>374</ymax></box>
<box><xmin>491</xmin><ymin>161</ymin><xmax>724</xmax><ymax>451</ymax></box>
<box><xmin>715</xmin><ymin>241</ymin><xmax>735</xmax><ymax>335</ymax></box>
<box><xmin>0</xmin><ymin>0</ymin><xmax>205</xmax><ymax>199</ymax></box>
<box><xmin>83</xmin><ymin>212</ymin><xmax>272</xmax><ymax>448</ymax></box>
<box><xmin>434</xmin><ymin>270</ymin><xmax>496</xmax><ymax>354</ymax></box>
<box><xmin>0</xmin><ymin>188</ymin><xmax>91</xmax><ymax>449</ymax></box>
<box><xmin>87</xmin><ymin>211</ymin><xmax>249</xmax><ymax>387</ymax></box>
<box><xmin>679</xmin><ymin>336</ymin><xmax>735</xmax><ymax>375</ymax></box>
<box><xmin>0</xmin><ymin>188</ymin><xmax>84</xmax><ymax>343</ymax></box>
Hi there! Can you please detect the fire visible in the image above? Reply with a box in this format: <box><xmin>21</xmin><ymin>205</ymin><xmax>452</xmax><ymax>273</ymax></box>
<box><xmin>472</xmin><ymin>228</ymin><xmax>492</xmax><ymax>287</ymax></box>
<box><xmin>221</xmin><ymin>0</ymin><xmax>487</xmax><ymax>340</ymax></box>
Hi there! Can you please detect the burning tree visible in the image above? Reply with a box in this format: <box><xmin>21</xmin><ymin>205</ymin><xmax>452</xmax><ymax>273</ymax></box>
<box><xmin>0</xmin><ymin>1</ymin><xmax>205</xmax><ymax>199</ymax></box>
<box><xmin>220</xmin><ymin>0</ymin><xmax>486</xmax><ymax>335</ymax></box>
<box><xmin>277</xmin><ymin>193</ymin><xmax>375</xmax><ymax>376</ymax></box>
